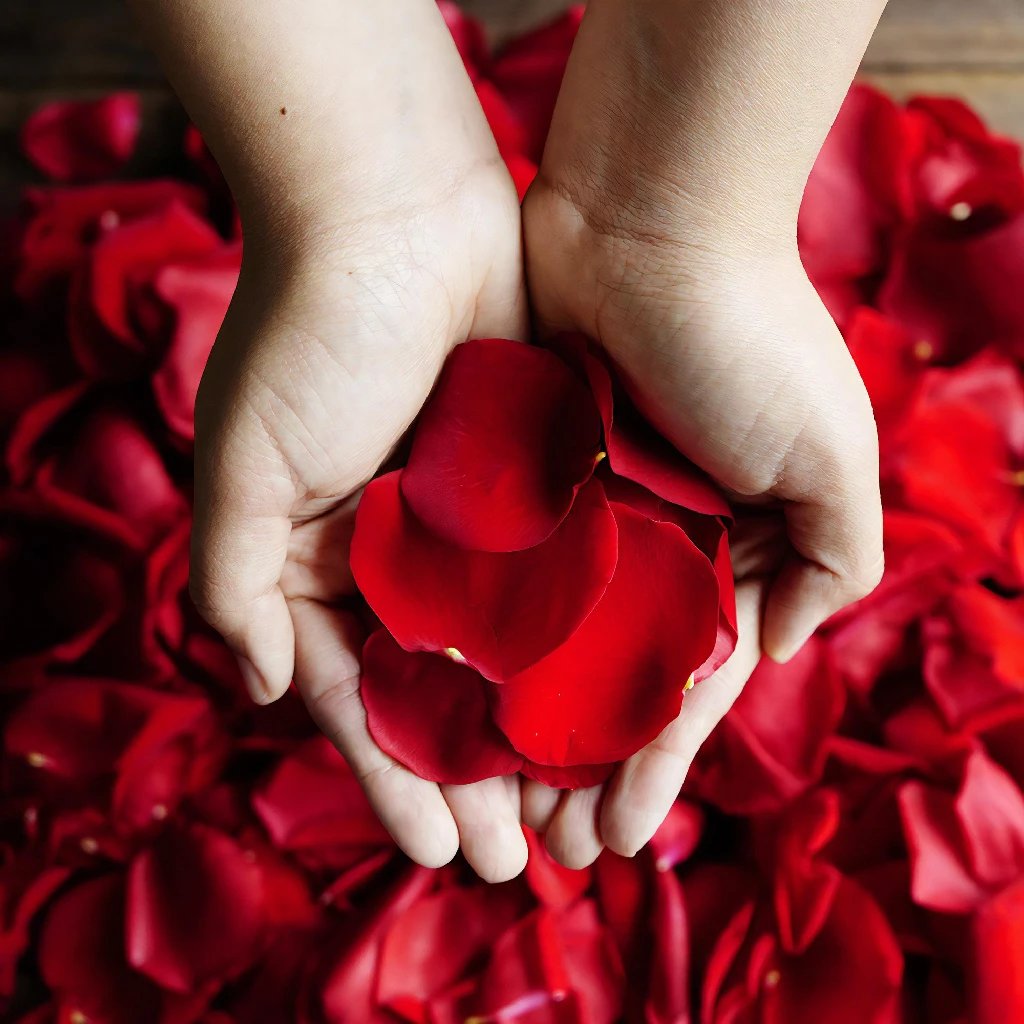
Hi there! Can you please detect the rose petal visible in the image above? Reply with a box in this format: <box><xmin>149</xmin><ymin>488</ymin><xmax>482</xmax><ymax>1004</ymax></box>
<box><xmin>955</xmin><ymin>750</ymin><xmax>1024</xmax><ymax>890</ymax></box>
<box><xmin>361</xmin><ymin>630</ymin><xmax>523</xmax><ymax>784</ymax></box>
<box><xmin>899</xmin><ymin>780</ymin><xmax>988</xmax><ymax>913</ymax></box>
<box><xmin>352</xmin><ymin>473</ymin><xmax>617</xmax><ymax>680</ymax></box>
<box><xmin>39</xmin><ymin>875</ymin><xmax>202</xmax><ymax>1024</ymax></box>
<box><xmin>252</xmin><ymin>736</ymin><xmax>390</xmax><ymax>866</ymax></box>
<box><xmin>126</xmin><ymin>823</ymin><xmax>265</xmax><ymax>992</ymax></box>
<box><xmin>401</xmin><ymin>338</ymin><xmax>601</xmax><ymax>552</ymax></box>
<box><xmin>152</xmin><ymin>242</ymin><xmax>241</xmax><ymax>443</ymax></box>
<box><xmin>377</xmin><ymin>886</ymin><xmax>526</xmax><ymax>1020</ymax></box>
<box><xmin>15</xmin><ymin>180</ymin><xmax>206</xmax><ymax>302</ymax></box>
<box><xmin>585</xmin><ymin>350</ymin><xmax>730</xmax><ymax>517</ymax></box>
<box><xmin>600</xmin><ymin>471</ymin><xmax>736</xmax><ymax>681</ymax></box>
<box><xmin>972</xmin><ymin>878</ymin><xmax>1024</xmax><ymax>1024</ymax></box>
<box><xmin>764</xmin><ymin>878</ymin><xmax>903</xmax><ymax>1024</ymax></box>
<box><xmin>21</xmin><ymin>94</ymin><xmax>141</xmax><ymax>182</ymax></box>
<box><xmin>522</xmin><ymin>759</ymin><xmax>615</xmax><ymax>789</ymax></box>
<box><xmin>494</xmin><ymin>501</ymin><xmax>720</xmax><ymax>766</ymax></box>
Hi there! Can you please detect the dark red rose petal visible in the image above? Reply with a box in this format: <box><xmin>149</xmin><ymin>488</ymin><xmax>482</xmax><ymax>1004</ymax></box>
<box><xmin>251</xmin><ymin>736</ymin><xmax>390</xmax><ymax>863</ymax></box>
<box><xmin>972</xmin><ymin>878</ymin><xmax>1024</xmax><ymax>1024</ymax></box>
<box><xmin>494</xmin><ymin>501</ymin><xmax>720</xmax><ymax>766</ymax></box>
<box><xmin>71</xmin><ymin>200</ymin><xmax>223</xmax><ymax>378</ymax></box>
<box><xmin>764</xmin><ymin>878</ymin><xmax>903</xmax><ymax>1024</ymax></box>
<box><xmin>352</xmin><ymin>473</ymin><xmax>617</xmax><ymax>680</ymax></box>
<box><xmin>152</xmin><ymin>241</ymin><xmax>241</xmax><ymax>443</ymax></box>
<box><xmin>401</xmin><ymin>338</ymin><xmax>602</xmax><ymax>552</ymax></box>
<box><xmin>15</xmin><ymin>180</ymin><xmax>207</xmax><ymax>302</ymax></box>
<box><xmin>21</xmin><ymin>94</ymin><xmax>141</xmax><ymax>182</ymax></box>
<box><xmin>39</xmin><ymin>875</ymin><xmax>204</xmax><ymax>1024</ymax></box>
<box><xmin>126</xmin><ymin>823</ymin><xmax>265</xmax><ymax>992</ymax></box>
<box><xmin>360</xmin><ymin>630</ymin><xmax>523</xmax><ymax>784</ymax></box>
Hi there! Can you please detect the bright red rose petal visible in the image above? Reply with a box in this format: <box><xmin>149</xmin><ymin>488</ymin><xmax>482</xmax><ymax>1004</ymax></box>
<box><xmin>494</xmin><ymin>501</ymin><xmax>720</xmax><ymax>766</ymax></box>
<box><xmin>22</xmin><ymin>94</ymin><xmax>141</xmax><ymax>182</ymax></box>
<box><xmin>401</xmin><ymin>338</ymin><xmax>602</xmax><ymax>552</ymax></box>
<box><xmin>361</xmin><ymin>630</ymin><xmax>523</xmax><ymax>784</ymax></box>
<box><xmin>352</xmin><ymin>473</ymin><xmax>617</xmax><ymax>680</ymax></box>
<box><xmin>585</xmin><ymin>350</ymin><xmax>730</xmax><ymax>517</ymax></box>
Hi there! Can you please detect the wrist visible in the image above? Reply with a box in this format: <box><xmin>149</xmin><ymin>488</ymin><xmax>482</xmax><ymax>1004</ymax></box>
<box><xmin>238</xmin><ymin>146</ymin><xmax>516</xmax><ymax>265</ymax></box>
<box><xmin>539</xmin><ymin>0</ymin><xmax>879</xmax><ymax>241</ymax></box>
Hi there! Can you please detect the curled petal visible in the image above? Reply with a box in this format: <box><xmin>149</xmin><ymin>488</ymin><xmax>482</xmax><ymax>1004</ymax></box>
<box><xmin>361</xmin><ymin>630</ymin><xmax>523</xmax><ymax>784</ymax></box>
<box><xmin>22</xmin><ymin>94</ymin><xmax>141</xmax><ymax>182</ymax></box>
<box><xmin>585</xmin><ymin>350</ymin><xmax>730</xmax><ymax>516</ymax></box>
<box><xmin>494</xmin><ymin>501</ymin><xmax>720</xmax><ymax>766</ymax></box>
<box><xmin>401</xmin><ymin>338</ymin><xmax>602</xmax><ymax>552</ymax></box>
<box><xmin>126</xmin><ymin>823</ymin><xmax>265</xmax><ymax>992</ymax></box>
<box><xmin>352</xmin><ymin>473</ymin><xmax>617</xmax><ymax>680</ymax></box>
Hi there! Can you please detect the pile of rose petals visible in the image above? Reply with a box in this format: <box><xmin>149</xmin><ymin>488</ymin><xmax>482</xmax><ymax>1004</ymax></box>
<box><xmin>352</xmin><ymin>335</ymin><xmax>737</xmax><ymax>789</ymax></box>
<box><xmin>3</xmin><ymin>5</ymin><xmax>1024</xmax><ymax>1023</ymax></box>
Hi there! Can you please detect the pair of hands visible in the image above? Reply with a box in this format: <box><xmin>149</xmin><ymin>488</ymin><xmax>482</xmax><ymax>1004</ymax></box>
<box><xmin>175</xmin><ymin>0</ymin><xmax>884</xmax><ymax>880</ymax></box>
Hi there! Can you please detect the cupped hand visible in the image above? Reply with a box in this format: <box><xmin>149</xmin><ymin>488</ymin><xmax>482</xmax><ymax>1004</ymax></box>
<box><xmin>189</xmin><ymin>165</ymin><xmax>532</xmax><ymax>881</ymax></box>
<box><xmin>518</xmin><ymin>2</ymin><xmax>883</xmax><ymax>867</ymax></box>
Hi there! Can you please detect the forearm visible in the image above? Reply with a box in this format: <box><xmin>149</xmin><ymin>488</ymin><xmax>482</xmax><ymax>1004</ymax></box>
<box><xmin>128</xmin><ymin>0</ymin><xmax>501</xmax><ymax>238</ymax></box>
<box><xmin>542</xmin><ymin>0</ymin><xmax>888</xmax><ymax>234</ymax></box>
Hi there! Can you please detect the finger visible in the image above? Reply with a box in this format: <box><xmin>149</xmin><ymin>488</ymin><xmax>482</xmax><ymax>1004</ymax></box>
<box><xmin>763</xmin><ymin>459</ymin><xmax>883</xmax><ymax>663</ymax></box>
<box><xmin>600</xmin><ymin>580</ymin><xmax>765</xmax><ymax>857</ymax></box>
<box><xmin>191</xmin><ymin>422</ymin><xmax>296</xmax><ymax>704</ymax></box>
<box><xmin>545</xmin><ymin>785</ymin><xmax>604</xmax><ymax>870</ymax></box>
<box><xmin>281</xmin><ymin>496</ymin><xmax>359</xmax><ymax>603</ymax></box>
<box><xmin>520</xmin><ymin>779</ymin><xmax>562</xmax><ymax>833</ymax></box>
<box><xmin>290</xmin><ymin>598</ymin><xmax>459</xmax><ymax>869</ymax></box>
<box><xmin>442</xmin><ymin>776</ymin><xmax>528</xmax><ymax>883</ymax></box>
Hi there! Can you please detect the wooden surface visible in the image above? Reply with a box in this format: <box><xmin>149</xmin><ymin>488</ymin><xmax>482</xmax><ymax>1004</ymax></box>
<box><xmin>1</xmin><ymin>0</ymin><xmax>1023</xmax><ymax>188</ymax></box>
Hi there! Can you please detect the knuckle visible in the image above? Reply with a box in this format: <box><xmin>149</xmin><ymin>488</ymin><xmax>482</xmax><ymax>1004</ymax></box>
<box><xmin>847</xmin><ymin>549</ymin><xmax>886</xmax><ymax>598</ymax></box>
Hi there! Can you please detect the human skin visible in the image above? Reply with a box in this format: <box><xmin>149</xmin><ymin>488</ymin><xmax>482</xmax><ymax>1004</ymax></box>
<box><xmin>130</xmin><ymin>0</ymin><xmax>885</xmax><ymax>877</ymax></box>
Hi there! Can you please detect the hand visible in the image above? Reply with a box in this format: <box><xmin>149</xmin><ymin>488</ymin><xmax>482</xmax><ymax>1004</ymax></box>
<box><xmin>134</xmin><ymin>0</ymin><xmax>537</xmax><ymax>882</ymax></box>
<box><xmin>190</xmin><ymin>167</ymin><xmax>531</xmax><ymax>882</ymax></box>
<box><xmin>518</xmin><ymin>0</ymin><xmax>885</xmax><ymax>867</ymax></box>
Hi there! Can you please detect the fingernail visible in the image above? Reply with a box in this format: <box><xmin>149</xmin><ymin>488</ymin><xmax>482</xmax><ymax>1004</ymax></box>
<box><xmin>237</xmin><ymin>656</ymin><xmax>272</xmax><ymax>704</ymax></box>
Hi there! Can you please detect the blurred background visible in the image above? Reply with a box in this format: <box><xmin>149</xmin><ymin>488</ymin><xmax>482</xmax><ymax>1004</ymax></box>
<box><xmin>2</xmin><ymin>0</ymin><xmax>1023</xmax><ymax>208</ymax></box>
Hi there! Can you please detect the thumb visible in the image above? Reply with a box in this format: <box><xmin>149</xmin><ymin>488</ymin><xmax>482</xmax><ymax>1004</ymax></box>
<box><xmin>190</xmin><ymin>417</ymin><xmax>296</xmax><ymax>704</ymax></box>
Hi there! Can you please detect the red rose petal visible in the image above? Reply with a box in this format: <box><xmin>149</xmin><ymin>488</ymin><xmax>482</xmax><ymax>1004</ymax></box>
<box><xmin>377</xmin><ymin>886</ymin><xmax>525</xmax><ymax>1020</ymax></box>
<box><xmin>522</xmin><ymin>759</ymin><xmax>615</xmax><ymax>789</ymax></box>
<box><xmin>352</xmin><ymin>473</ymin><xmax>617</xmax><ymax>680</ymax></box>
<box><xmin>39</xmin><ymin>875</ymin><xmax>201</xmax><ymax>1024</ymax></box>
<box><xmin>899</xmin><ymin>779</ymin><xmax>987</xmax><ymax>913</ymax></box>
<box><xmin>494</xmin><ymin>501</ymin><xmax>720</xmax><ymax>766</ymax></box>
<box><xmin>764</xmin><ymin>878</ymin><xmax>903</xmax><ymax>1024</ymax></box>
<box><xmin>585</xmin><ymin>350</ymin><xmax>730</xmax><ymax>517</ymax></box>
<box><xmin>401</xmin><ymin>338</ymin><xmax>602</xmax><ymax>552</ymax></box>
<box><xmin>955</xmin><ymin>750</ymin><xmax>1024</xmax><ymax>890</ymax></box>
<box><xmin>361</xmin><ymin>630</ymin><xmax>523</xmax><ymax>784</ymax></box>
<box><xmin>252</xmin><ymin>736</ymin><xmax>390</xmax><ymax>865</ymax></box>
<box><xmin>22</xmin><ymin>94</ymin><xmax>141</xmax><ymax>182</ymax></box>
<box><xmin>152</xmin><ymin>242</ymin><xmax>241</xmax><ymax>443</ymax></box>
<box><xmin>972</xmin><ymin>878</ymin><xmax>1024</xmax><ymax>1024</ymax></box>
<box><xmin>600</xmin><ymin>472</ymin><xmax>736</xmax><ymax>681</ymax></box>
<box><xmin>126</xmin><ymin>823</ymin><xmax>265</xmax><ymax>992</ymax></box>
